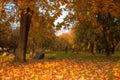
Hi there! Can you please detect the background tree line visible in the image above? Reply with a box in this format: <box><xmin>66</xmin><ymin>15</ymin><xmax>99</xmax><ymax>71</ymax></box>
<box><xmin>0</xmin><ymin>0</ymin><xmax>120</xmax><ymax>62</ymax></box>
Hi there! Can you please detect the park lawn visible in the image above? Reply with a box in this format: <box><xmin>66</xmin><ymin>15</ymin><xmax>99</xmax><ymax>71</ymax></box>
<box><xmin>0</xmin><ymin>51</ymin><xmax>120</xmax><ymax>80</ymax></box>
<box><xmin>45</xmin><ymin>51</ymin><xmax>120</xmax><ymax>61</ymax></box>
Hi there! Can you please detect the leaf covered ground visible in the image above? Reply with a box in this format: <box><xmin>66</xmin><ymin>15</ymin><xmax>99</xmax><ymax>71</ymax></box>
<box><xmin>0</xmin><ymin>52</ymin><xmax>120</xmax><ymax>80</ymax></box>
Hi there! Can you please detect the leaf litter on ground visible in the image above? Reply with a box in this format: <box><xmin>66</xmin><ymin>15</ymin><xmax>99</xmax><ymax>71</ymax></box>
<box><xmin>0</xmin><ymin>56</ymin><xmax>120</xmax><ymax>80</ymax></box>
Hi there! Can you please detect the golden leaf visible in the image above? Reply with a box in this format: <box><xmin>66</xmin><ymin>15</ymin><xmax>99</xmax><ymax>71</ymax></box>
<box><xmin>0</xmin><ymin>6</ymin><xmax>3</xmax><ymax>12</ymax></box>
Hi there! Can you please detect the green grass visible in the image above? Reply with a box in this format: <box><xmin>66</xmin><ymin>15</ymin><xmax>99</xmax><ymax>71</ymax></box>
<box><xmin>0</xmin><ymin>51</ymin><xmax>120</xmax><ymax>62</ymax></box>
<box><xmin>45</xmin><ymin>51</ymin><xmax>120</xmax><ymax>61</ymax></box>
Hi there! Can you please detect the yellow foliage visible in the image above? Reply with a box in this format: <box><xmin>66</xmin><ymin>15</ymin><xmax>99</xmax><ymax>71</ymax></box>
<box><xmin>67</xmin><ymin>3</ymin><xmax>74</xmax><ymax>8</ymax></box>
<box><xmin>0</xmin><ymin>6</ymin><xmax>3</xmax><ymax>12</ymax></box>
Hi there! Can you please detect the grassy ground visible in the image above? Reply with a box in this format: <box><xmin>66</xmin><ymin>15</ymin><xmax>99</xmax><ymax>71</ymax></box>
<box><xmin>45</xmin><ymin>51</ymin><xmax>120</xmax><ymax>61</ymax></box>
<box><xmin>0</xmin><ymin>51</ymin><xmax>120</xmax><ymax>80</ymax></box>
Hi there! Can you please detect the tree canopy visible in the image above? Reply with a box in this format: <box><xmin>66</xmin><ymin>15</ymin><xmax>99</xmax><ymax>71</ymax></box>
<box><xmin>0</xmin><ymin>0</ymin><xmax>120</xmax><ymax>62</ymax></box>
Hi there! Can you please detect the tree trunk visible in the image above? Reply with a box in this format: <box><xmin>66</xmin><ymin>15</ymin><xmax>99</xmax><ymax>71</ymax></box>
<box><xmin>111</xmin><ymin>46</ymin><xmax>115</xmax><ymax>54</ymax></box>
<box><xmin>90</xmin><ymin>42</ymin><xmax>94</xmax><ymax>55</ymax></box>
<box><xmin>103</xmin><ymin>28</ymin><xmax>111</xmax><ymax>57</ymax></box>
<box><xmin>111</xmin><ymin>41</ymin><xmax>116</xmax><ymax>54</ymax></box>
<box><xmin>14</xmin><ymin>8</ymin><xmax>33</xmax><ymax>62</ymax></box>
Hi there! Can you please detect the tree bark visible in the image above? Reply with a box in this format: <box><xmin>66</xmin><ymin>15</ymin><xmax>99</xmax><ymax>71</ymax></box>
<box><xmin>14</xmin><ymin>8</ymin><xmax>33</xmax><ymax>62</ymax></box>
<box><xmin>103</xmin><ymin>28</ymin><xmax>111</xmax><ymax>57</ymax></box>
<box><xmin>90</xmin><ymin>42</ymin><xmax>94</xmax><ymax>55</ymax></box>
<box><xmin>111</xmin><ymin>41</ymin><xmax>116</xmax><ymax>54</ymax></box>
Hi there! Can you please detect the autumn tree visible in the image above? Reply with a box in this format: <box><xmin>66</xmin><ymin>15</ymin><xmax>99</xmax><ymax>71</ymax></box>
<box><xmin>59</xmin><ymin>33</ymin><xmax>73</xmax><ymax>53</ymax></box>
<box><xmin>72</xmin><ymin>21</ymin><xmax>98</xmax><ymax>54</ymax></box>
<box><xmin>0</xmin><ymin>0</ymin><xmax>119</xmax><ymax>61</ymax></box>
<box><xmin>0</xmin><ymin>22</ymin><xmax>12</xmax><ymax>51</ymax></box>
<box><xmin>28</xmin><ymin>14</ymin><xmax>56</xmax><ymax>57</ymax></box>
<box><xmin>65</xmin><ymin>0</ymin><xmax>120</xmax><ymax>56</ymax></box>
<box><xmin>52</xmin><ymin>36</ymin><xmax>70</xmax><ymax>52</ymax></box>
<box><xmin>7</xmin><ymin>0</ymin><xmax>64</xmax><ymax>62</ymax></box>
<box><xmin>9</xmin><ymin>27</ymin><xmax>19</xmax><ymax>53</ymax></box>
